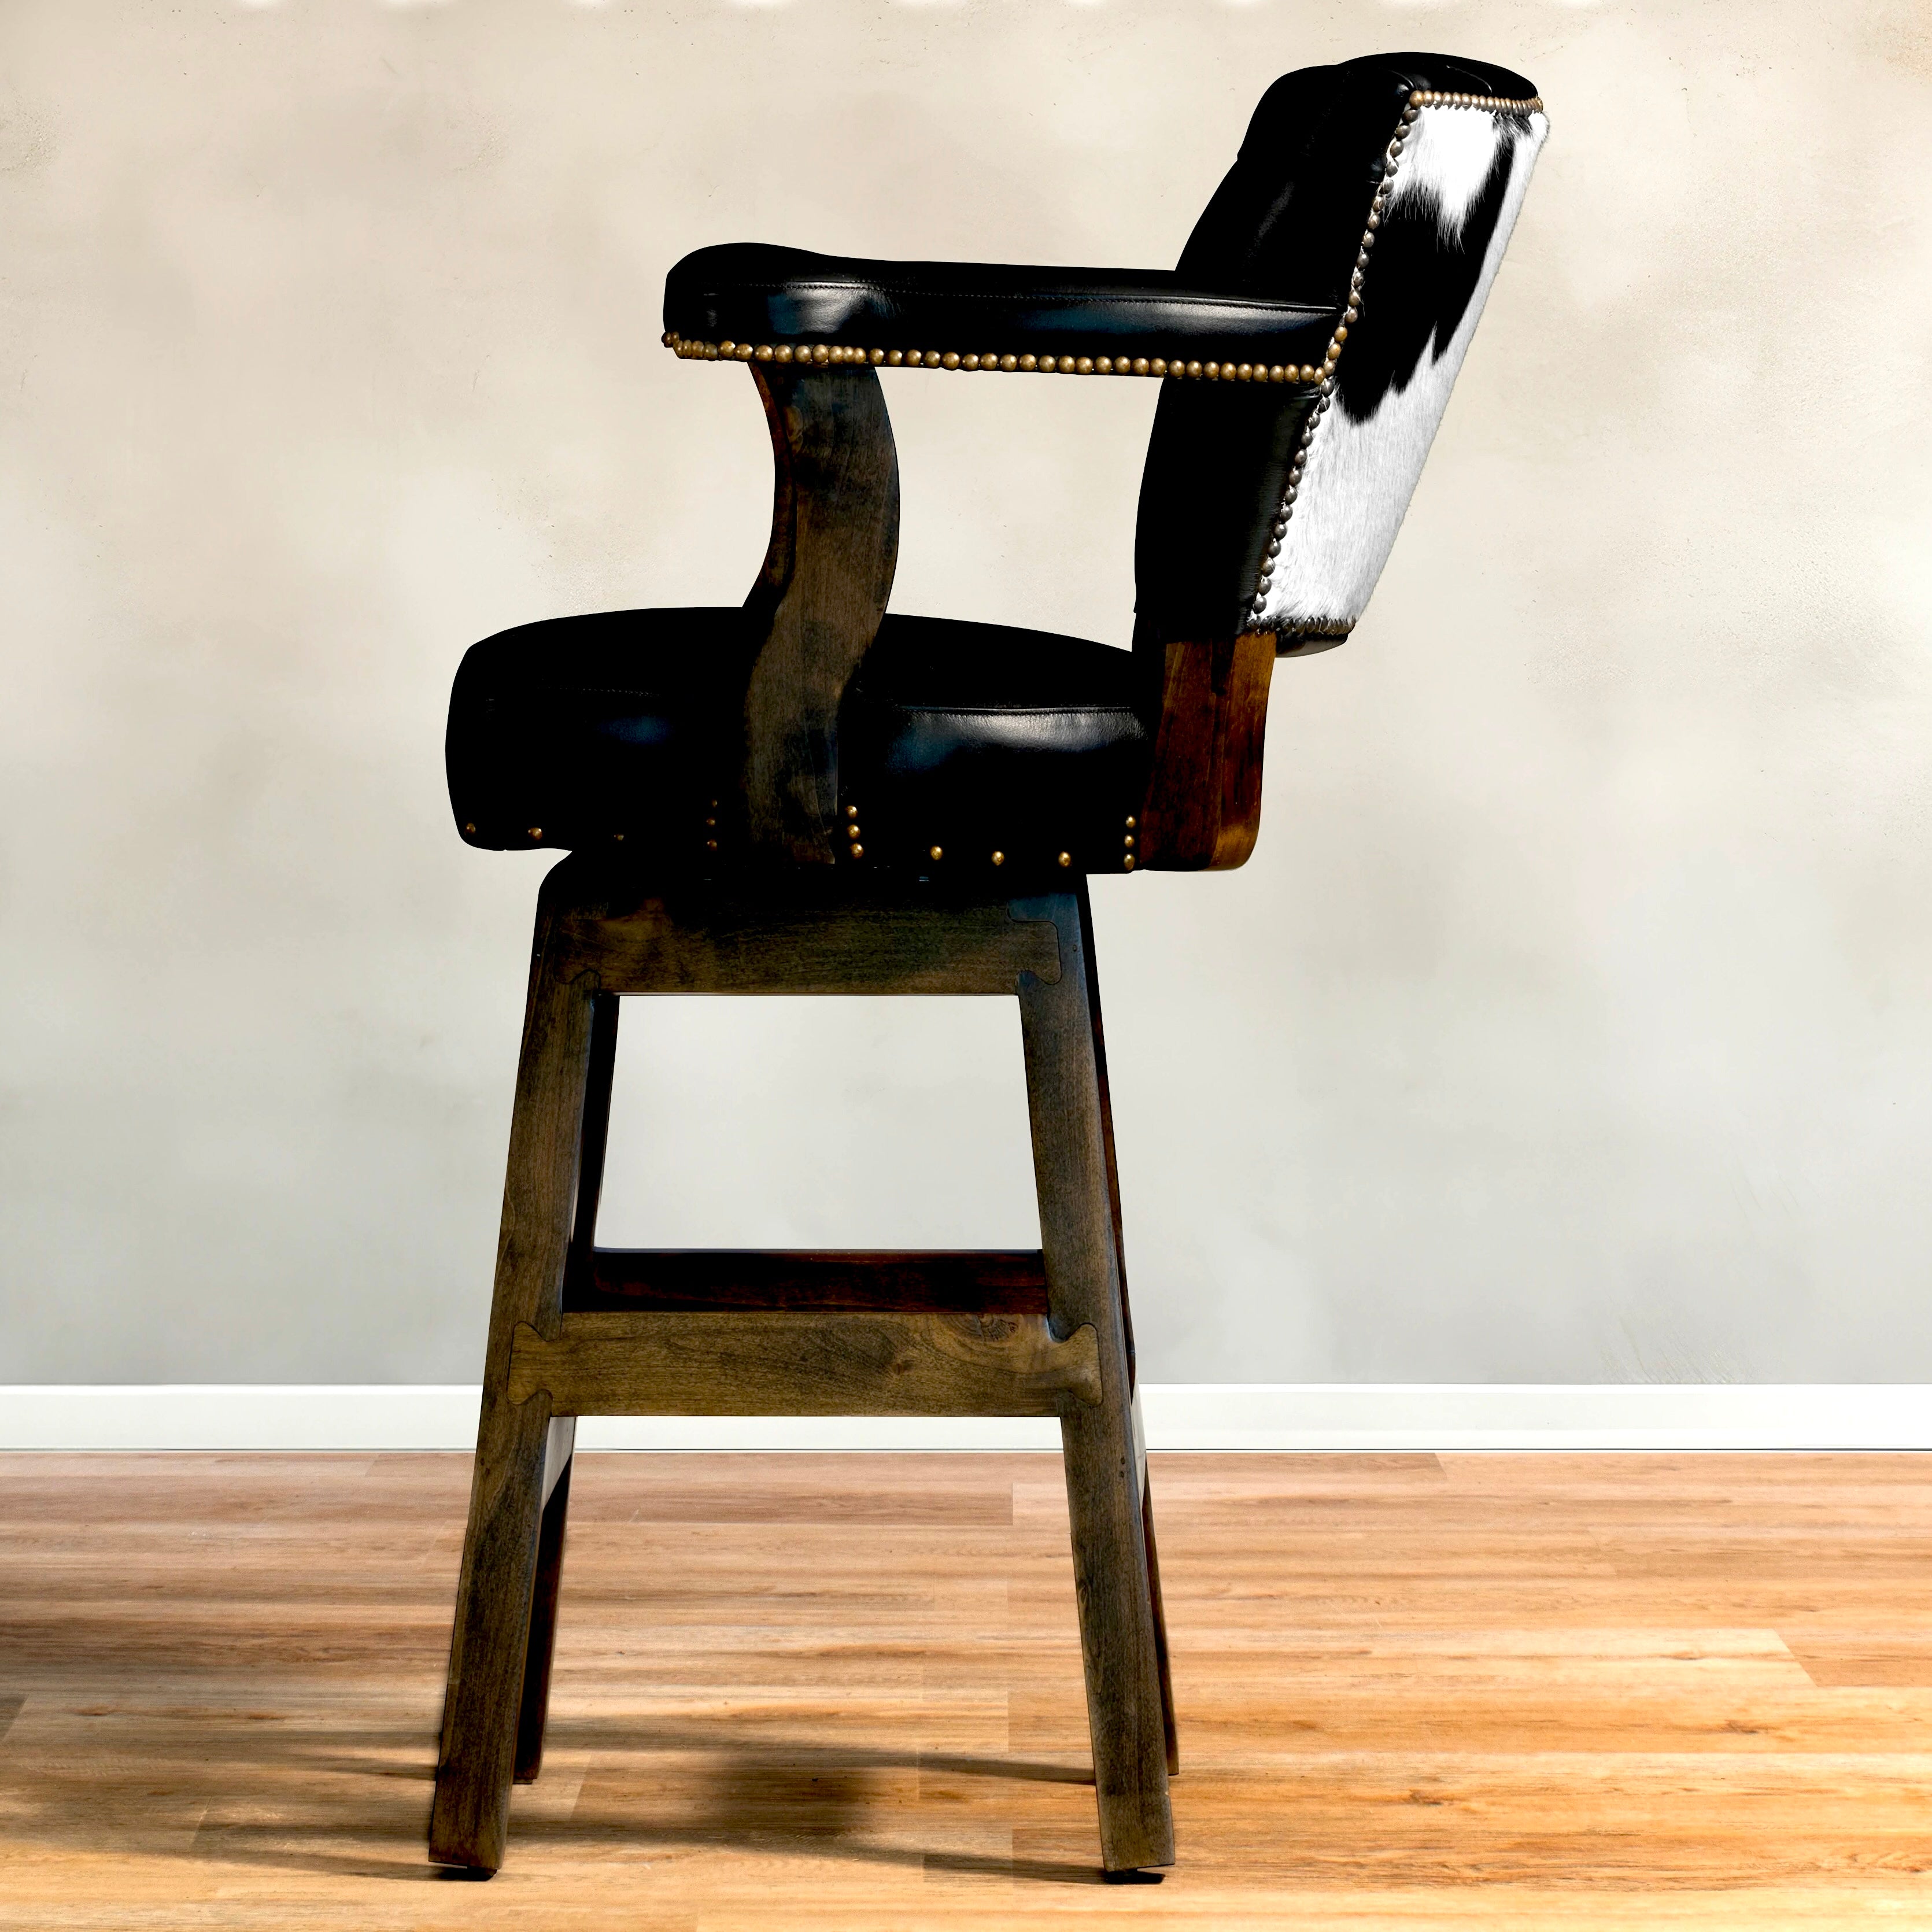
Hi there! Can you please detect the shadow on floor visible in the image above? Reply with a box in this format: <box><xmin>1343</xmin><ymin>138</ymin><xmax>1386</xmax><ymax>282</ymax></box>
<box><xmin>0</xmin><ymin>1702</ymin><xmax>1112</xmax><ymax>1888</ymax></box>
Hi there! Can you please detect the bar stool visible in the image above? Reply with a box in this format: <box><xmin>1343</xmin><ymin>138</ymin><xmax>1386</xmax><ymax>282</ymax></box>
<box><xmin>430</xmin><ymin>51</ymin><xmax>1547</xmax><ymax>1876</ymax></box>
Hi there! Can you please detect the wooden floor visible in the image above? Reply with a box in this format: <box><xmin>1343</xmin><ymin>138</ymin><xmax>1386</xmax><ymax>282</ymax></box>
<box><xmin>4</xmin><ymin>1453</ymin><xmax>1932</xmax><ymax>1928</ymax></box>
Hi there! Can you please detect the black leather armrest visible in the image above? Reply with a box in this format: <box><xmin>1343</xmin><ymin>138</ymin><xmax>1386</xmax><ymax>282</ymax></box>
<box><xmin>664</xmin><ymin>243</ymin><xmax>1341</xmax><ymax>381</ymax></box>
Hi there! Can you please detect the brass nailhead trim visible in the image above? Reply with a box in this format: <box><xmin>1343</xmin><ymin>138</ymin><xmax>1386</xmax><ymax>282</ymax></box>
<box><xmin>662</xmin><ymin>331</ymin><xmax>1327</xmax><ymax>386</ymax></box>
<box><xmin>1409</xmin><ymin>89</ymin><xmax>1543</xmax><ymax>112</ymax></box>
<box><xmin>838</xmin><ymin>801</ymin><xmax>866</xmax><ymax>858</ymax></box>
<box><xmin>821</xmin><ymin>833</ymin><xmax>1132</xmax><ymax>869</ymax></box>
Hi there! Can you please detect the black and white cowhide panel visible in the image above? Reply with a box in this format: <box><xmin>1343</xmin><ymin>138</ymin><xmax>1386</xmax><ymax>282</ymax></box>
<box><xmin>1260</xmin><ymin>104</ymin><xmax>1547</xmax><ymax>636</ymax></box>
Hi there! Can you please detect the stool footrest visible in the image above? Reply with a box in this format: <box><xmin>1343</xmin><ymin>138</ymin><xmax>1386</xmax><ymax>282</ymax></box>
<box><xmin>571</xmin><ymin>1247</ymin><xmax>1049</xmax><ymax>1314</ymax></box>
<box><xmin>508</xmin><ymin>1309</ymin><xmax>1099</xmax><ymax>1416</ymax></box>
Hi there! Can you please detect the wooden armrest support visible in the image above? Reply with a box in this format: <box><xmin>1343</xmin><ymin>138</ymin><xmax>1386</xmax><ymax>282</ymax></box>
<box><xmin>736</xmin><ymin>364</ymin><xmax>1270</xmax><ymax>876</ymax></box>
<box><xmin>742</xmin><ymin>364</ymin><xmax>900</xmax><ymax>865</ymax></box>
<box><xmin>1135</xmin><ymin>632</ymin><xmax>1275</xmax><ymax>870</ymax></box>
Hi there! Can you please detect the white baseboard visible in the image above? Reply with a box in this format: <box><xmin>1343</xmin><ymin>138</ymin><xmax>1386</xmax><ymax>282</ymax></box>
<box><xmin>3</xmin><ymin>1383</ymin><xmax>1931</xmax><ymax>1452</ymax></box>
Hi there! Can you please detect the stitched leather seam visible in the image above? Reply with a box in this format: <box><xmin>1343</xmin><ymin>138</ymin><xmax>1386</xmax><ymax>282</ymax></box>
<box><xmin>882</xmin><ymin>706</ymin><xmax>1143</xmax><ymax>719</ymax></box>
<box><xmin>687</xmin><ymin>283</ymin><xmax>1332</xmax><ymax>322</ymax></box>
<box><xmin>481</xmin><ymin>693</ymin><xmax>1137</xmax><ymax>716</ymax></box>
<box><xmin>479</xmin><ymin>686</ymin><xmax>685</xmax><ymax>700</ymax></box>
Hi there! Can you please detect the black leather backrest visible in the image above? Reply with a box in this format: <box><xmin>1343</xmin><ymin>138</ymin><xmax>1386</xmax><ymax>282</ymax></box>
<box><xmin>1133</xmin><ymin>53</ymin><xmax>1544</xmax><ymax>656</ymax></box>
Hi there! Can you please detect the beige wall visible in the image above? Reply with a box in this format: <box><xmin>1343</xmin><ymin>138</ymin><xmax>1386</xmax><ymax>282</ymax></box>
<box><xmin>2</xmin><ymin>0</ymin><xmax>1928</xmax><ymax>1384</ymax></box>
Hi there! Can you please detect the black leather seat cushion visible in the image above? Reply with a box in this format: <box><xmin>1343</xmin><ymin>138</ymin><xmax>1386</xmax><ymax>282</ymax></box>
<box><xmin>448</xmin><ymin>609</ymin><xmax>1151</xmax><ymax>876</ymax></box>
<box><xmin>665</xmin><ymin>243</ymin><xmax>1339</xmax><ymax>370</ymax></box>
<box><xmin>841</xmin><ymin>615</ymin><xmax>1151</xmax><ymax>876</ymax></box>
<box><xmin>446</xmin><ymin>608</ymin><xmax>751</xmax><ymax>853</ymax></box>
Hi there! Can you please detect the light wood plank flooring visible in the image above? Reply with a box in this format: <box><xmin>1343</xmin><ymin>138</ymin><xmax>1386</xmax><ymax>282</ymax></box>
<box><xmin>4</xmin><ymin>1451</ymin><xmax>1932</xmax><ymax>1927</ymax></box>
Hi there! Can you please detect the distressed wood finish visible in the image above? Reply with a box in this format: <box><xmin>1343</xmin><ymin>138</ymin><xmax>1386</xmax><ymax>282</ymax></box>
<box><xmin>742</xmin><ymin>363</ymin><xmax>900</xmax><ymax>865</ymax></box>
<box><xmin>1140</xmin><ymin>1457</ymin><xmax>1181</xmax><ymax>1777</ymax></box>
<box><xmin>1016</xmin><ymin>885</ymin><xmax>1175</xmax><ymax>1870</ymax></box>
<box><xmin>561</xmin><ymin>992</ymin><xmax>620</xmax><ymax>1300</ymax></box>
<box><xmin>505</xmin><ymin>989</ymin><xmax>618</xmax><ymax>1786</ymax></box>
<box><xmin>572</xmin><ymin>1247</ymin><xmax>1050</xmax><ymax>1314</ymax></box>
<box><xmin>431</xmin><ymin>864</ymin><xmax>1170</xmax><ymax>1875</ymax></box>
<box><xmin>511</xmin><ymin>1446</ymin><xmax>572</xmax><ymax>1786</ymax></box>
<box><xmin>1136</xmin><ymin>631</ymin><xmax>1276</xmax><ymax>870</ymax></box>
<box><xmin>508</xmin><ymin>992</ymin><xmax>620</xmax><ymax>1778</ymax></box>
<box><xmin>428</xmin><ymin>884</ymin><xmax>601</xmax><ymax>1873</ymax></box>
<box><xmin>508</xmin><ymin>1310</ymin><xmax>1102</xmax><ymax>1417</ymax></box>
<box><xmin>551</xmin><ymin>878</ymin><xmax>1062</xmax><ymax>997</ymax></box>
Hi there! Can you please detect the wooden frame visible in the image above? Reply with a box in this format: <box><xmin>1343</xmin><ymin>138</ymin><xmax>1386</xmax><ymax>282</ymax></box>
<box><xmin>429</xmin><ymin>855</ymin><xmax>1176</xmax><ymax>1877</ymax></box>
<box><xmin>427</xmin><ymin>337</ymin><xmax>1309</xmax><ymax>1878</ymax></box>
<box><xmin>742</xmin><ymin>364</ymin><xmax>899</xmax><ymax>866</ymax></box>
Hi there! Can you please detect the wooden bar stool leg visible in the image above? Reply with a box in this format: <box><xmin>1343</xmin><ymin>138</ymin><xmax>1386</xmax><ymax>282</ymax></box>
<box><xmin>1088</xmin><ymin>947</ymin><xmax>1181</xmax><ymax>1782</ymax></box>
<box><xmin>1132</xmin><ymin>1390</ymin><xmax>1180</xmax><ymax>1776</ymax></box>
<box><xmin>512</xmin><ymin>991</ymin><xmax>618</xmax><ymax>1784</ymax></box>
<box><xmin>514</xmin><ymin>1423</ymin><xmax>575</xmax><ymax>1782</ymax></box>
<box><xmin>430</xmin><ymin>921</ymin><xmax>602</xmax><ymax>1874</ymax></box>
<box><xmin>1017</xmin><ymin>886</ymin><xmax>1174</xmax><ymax>1873</ymax></box>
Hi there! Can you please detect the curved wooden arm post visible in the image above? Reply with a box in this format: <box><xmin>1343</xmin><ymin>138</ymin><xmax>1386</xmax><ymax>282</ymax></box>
<box><xmin>1135</xmin><ymin>631</ymin><xmax>1276</xmax><ymax>870</ymax></box>
<box><xmin>743</xmin><ymin>364</ymin><xmax>900</xmax><ymax>865</ymax></box>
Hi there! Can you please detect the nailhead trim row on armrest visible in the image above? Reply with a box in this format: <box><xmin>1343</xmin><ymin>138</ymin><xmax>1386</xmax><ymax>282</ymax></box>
<box><xmin>662</xmin><ymin>333</ymin><xmax>1328</xmax><ymax>384</ymax></box>
<box><xmin>1409</xmin><ymin>90</ymin><xmax>1543</xmax><ymax>110</ymax></box>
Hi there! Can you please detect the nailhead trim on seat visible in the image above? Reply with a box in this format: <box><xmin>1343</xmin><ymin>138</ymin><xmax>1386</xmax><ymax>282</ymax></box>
<box><xmin>663</xmin><ymin>332</ymin><xmax>1327</xmax><ymax>385</ymax></box>
<box><xmin>833</xmin><ymin>808</ymin><xmax>1140</xmax><ymax>874</ymax></box>
<box><xmin>1247</xmin><ymin>86</ymin><xmax>1547</xmax><ymax>629</ymax></box>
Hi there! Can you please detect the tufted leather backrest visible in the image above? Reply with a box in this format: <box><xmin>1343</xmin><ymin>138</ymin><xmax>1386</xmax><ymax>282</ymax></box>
<box><xmin>1133</xmin><ymin>54</ymin><xmax>1546</xmax><ymax>657</ymax></box>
